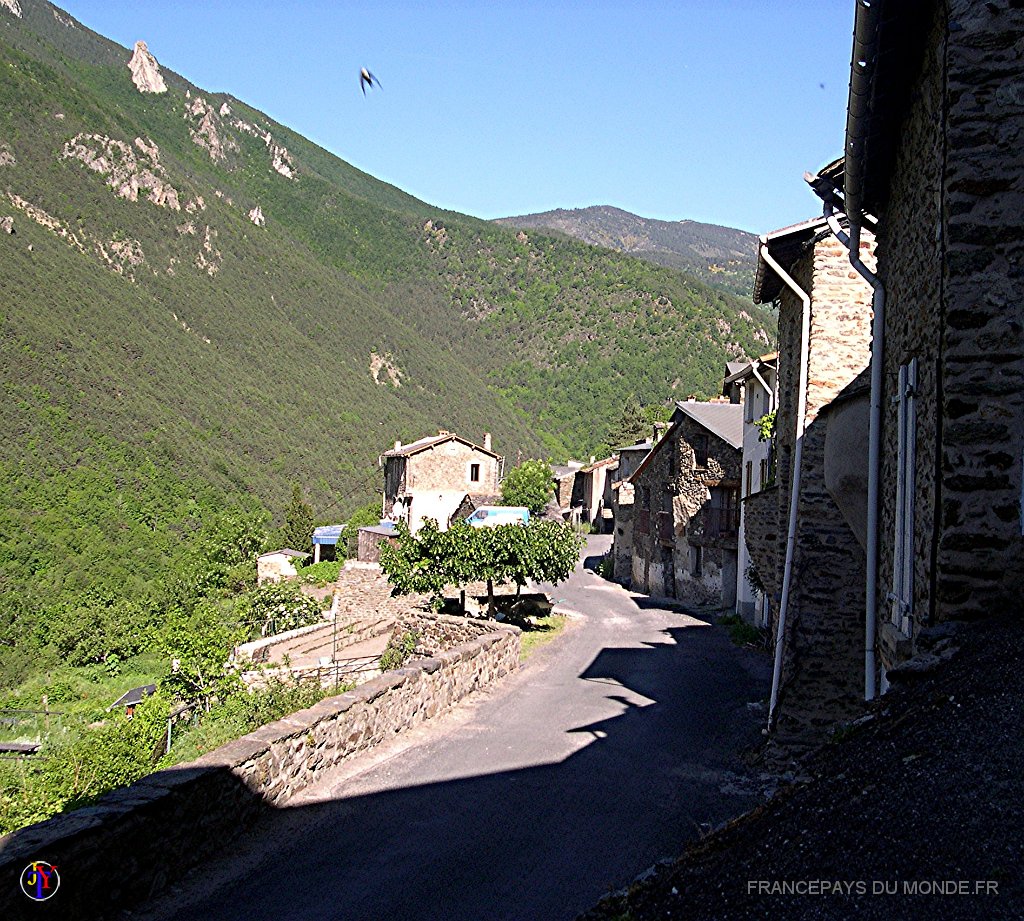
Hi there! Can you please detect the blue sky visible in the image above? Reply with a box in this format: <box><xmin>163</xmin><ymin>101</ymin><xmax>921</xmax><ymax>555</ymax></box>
<box><xmin>58</xmin><ymin>1</ymin><xmax>855</xmax><ymax>233</ymax></box>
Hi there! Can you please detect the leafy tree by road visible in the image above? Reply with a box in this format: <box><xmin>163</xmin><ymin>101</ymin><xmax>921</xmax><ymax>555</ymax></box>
<box><xmin>380</xmin><ymin>518</ymin><xmax>583</xmax><ymax>615</ymax></box>
<box><xmin>500</xmin><ymin>460</ymin><xmax>554</xmax><ymax>515</ymax></box>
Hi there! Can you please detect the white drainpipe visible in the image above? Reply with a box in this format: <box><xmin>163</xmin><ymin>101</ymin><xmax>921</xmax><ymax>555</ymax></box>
<box><xmin>820</xmin><ymin>202</ymin><xmax>884</xmax><ymax>701</ymax></box>
<box><xmin>761</xmin><ymin>244</ymin><xmax>812</xmax><ymax>730</ymax></box>
<box><xmin>751</xmin><ymin>363</ymin><xmax>776</xmax><ymax>413</ymax></box>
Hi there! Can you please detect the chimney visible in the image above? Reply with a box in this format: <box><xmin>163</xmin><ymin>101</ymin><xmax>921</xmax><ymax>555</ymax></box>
<box><xmin>589</xmin><ymin>455</ymin><xmax>596</xmax><ymax>465</ymax></box>
<box><xmin>438</xmin><ymin>429</ymin><xmax>450</xmax><ymax>436</ymax></box>
<box><xmin>394</xmin><ymin>440</ymin><xmax>402</xmax><ymax>451</ymax></box>
<box><xmin>483</xmin><ymin>432</ymin><xmax>492</xmax><ymax>451</ymax></box>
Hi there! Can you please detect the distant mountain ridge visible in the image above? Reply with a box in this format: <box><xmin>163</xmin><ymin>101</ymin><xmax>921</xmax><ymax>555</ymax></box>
<box><xmin>495</xmin><ymin>206</ymin><xmax>758</xmax><ymax>297</ymax></box>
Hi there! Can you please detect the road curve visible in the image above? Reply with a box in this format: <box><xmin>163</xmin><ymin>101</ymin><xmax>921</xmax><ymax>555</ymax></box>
<box><xmin>129</xmin><ymin>536</ymin><xmax>770</xmax><ymax>921</ymax></box>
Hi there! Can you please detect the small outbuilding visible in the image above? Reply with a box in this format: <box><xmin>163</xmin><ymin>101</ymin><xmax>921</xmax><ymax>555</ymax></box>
<box><xmin>256</xmin><ymin>549</ymin><xmax>311</xmax><ymax>584</ymax></box>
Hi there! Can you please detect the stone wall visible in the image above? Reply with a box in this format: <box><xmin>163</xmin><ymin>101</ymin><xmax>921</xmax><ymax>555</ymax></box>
<box><xmin>387</xmin><ymin>611</ymin><xmax>498</xmax><ymax>656</ymax></box>
<box><xmin>754</xmin><ymin>235</ymin><xmax>874</xmax><ymax>745</ymax></box>
<box><xmin>0</xmin><ymin>626</ymin><xmax>520</xmax><ymax>918</ymax></box>
<box><xmin>407</xmin><ymin>440</ymin><xmax>501</xmax><ymax>495</ymax></box>
<box><xmin>742</xmin><ymin>485</ymin><xmax>782</xmax><ymax>602</ymax></box>
<box><xmin>630</xmin><ymin>413</ymin><xmax>741</xmax><ymax>605</ymax></box>
<box><xmin>877</xmin><ymin>0</ymin><xmax>1024</xmax><ymax>647</ymax></box>
<box><xmin>874</xmin><ymin>1</ymin><xmax>945</xmax><ymax>667</ymax></box>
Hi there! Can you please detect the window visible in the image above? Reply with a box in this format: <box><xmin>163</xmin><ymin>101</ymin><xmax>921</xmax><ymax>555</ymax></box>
<box><xmin>469</xmin><ymin>463</ymin><xmax>480</xmax><ymax>483</ymax></box>
<box><xmin>693</xmin><ymin>434</ymin><xmax>709</xmax><ymax>467</ymax></box>
<box><xmin>745</xmin><ymin>461</ymin><xmax>753</xmax><ymax>497</ymax></box>
<box><xmin>690</xmin><ymin>543</ymin><xmax>702</xmax><ymax>578</ymax></box>
<box><xmin>759</xmin><ymin>458</ymin><xmax>769</xmax><ymax>491</ymax></box>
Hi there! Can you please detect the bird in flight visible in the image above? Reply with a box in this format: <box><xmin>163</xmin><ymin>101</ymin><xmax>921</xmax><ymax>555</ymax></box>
<box><xmin>360</xmin><ymin>68</ymin><xmax>381</xmax><ymax>95</ymax></box>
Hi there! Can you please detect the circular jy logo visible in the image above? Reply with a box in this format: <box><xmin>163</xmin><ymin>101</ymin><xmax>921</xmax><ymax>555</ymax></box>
<box><xmin>20</xmin><ymin>861</ymin><xmax>60</xmax><ymax>902</ymax></box>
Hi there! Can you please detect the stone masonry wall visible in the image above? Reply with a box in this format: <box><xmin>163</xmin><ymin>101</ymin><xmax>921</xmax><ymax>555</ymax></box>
<box><xmin>742</xmin><ymin>485</ymin><xmax>782</xmax><ymax>602</ymax></box>
<box><xmin>0</xmin><ymin>627</ymin><xmax>520</xmax><ymax>918</ymax></box>
<box><xmin>630</xmin><ymin>415</ymin><xmax>740</xmax><ymax>605</ymax></box>
<box><xmin>388</xmin><ymin>611</ymin><xmax>496</xmax><ymax>656</ymax></box>
<box><xmin>874</xmin><ymin>2</ymin><xmax>945</xmax><ymax>666</ymax></box>
<box><xmin>407</xmin><ymin>440</ymin><xmax>501</xmax><ymax>495</ymax></box>
<box><xmin>760</xmin><ymin>237</ymin><xmax>875</xmax><ymax>744</ymax></box>
<box><xmin>875</xmin><ymin>1</ymin><xmax>1024</xmax><ymax>655</ymax></box>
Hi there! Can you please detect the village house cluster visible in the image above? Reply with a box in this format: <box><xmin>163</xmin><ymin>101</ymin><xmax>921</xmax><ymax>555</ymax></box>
<box><xmin>609</xmin><ymin>0</ymin><xmax>1024</xmax><ymax>746</ymax></box>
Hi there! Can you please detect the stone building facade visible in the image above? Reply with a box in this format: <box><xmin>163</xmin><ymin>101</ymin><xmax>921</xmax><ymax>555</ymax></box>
<box><xmin>626</xmin><ymin>402</ymin><xmax>742</xmax><ymax>606</ymax></box>
<box><xmin>609</xmin><ymin>441</ymin><xmax>652</xmax><ymax>582</ymax></box>
<box><xmin>724</xmin><ymin>354</ymin><xmax>778</xmax><ymax>624</ymax></box>
<box><xmin>380</xmin><ymin>431</ymin><xmax>502</xmax><ymax>533</ymax></box>
<box><xmin>835</xmin><ymin>0</ymin><xmax>1024</xmax><ymax>680</ymax></box>
<box><xmin>745</xmin><ymin>221</ymin><xmax>876</xmax><ymax>742</ymax></box>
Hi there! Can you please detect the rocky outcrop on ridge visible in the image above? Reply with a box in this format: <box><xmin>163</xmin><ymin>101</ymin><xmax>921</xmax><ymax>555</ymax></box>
<box><xmin>185</xmin><ymin>96</ymin><xmax>239</xmax><ymax>163</ymax></box>
<box><xmin>61</xmin><ymin>133</ymin><xmax>181</xmax><ymax>211</ymax></box>
<box><xmin>128</xmin><ymin>40</ymin><xmax>166</xmax><ymax>94</ymax></box>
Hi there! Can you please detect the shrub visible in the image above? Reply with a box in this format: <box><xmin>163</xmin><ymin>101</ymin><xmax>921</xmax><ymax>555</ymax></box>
<box><xmin>718</xmin><ymin>614</ymin><xmax>764</xmax><ymax>647</ymax></box>
<box><xmin>240</xmin><ymin>581</ymin><xmax>325</xmax><ymax>639</ymax></box>
<box><xmin>379</xmin><ymin>631</ymin><xmax>419</xmax><ymax>672</ymax></box>
<box><xmin>299</xmin><ymin>560</ymin><xmax>342</xmax><ymax>586</ymax></box>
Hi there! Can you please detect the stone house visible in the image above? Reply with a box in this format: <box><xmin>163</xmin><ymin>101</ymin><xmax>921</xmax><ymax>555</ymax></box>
<box><xmin>801</xmin><ymin>0</ymin><xmax>1024</xmax><ymax>693</ymax></box>
<box><xmin>608</xmin><ymin>439</ymin><xmax>653</xmax><ymax>580</ymax></box>
<box><xmin>723</xmin><ymin>353</ymin><xmax>778</xmax><ymax>625</ymax></box>
<box><xmin>625</xmin><ymin>401</ymin><xmax>742</xmax><ymax>605</ymax></box>
<box><xmin>741</xmin><ymin>217</ymin><xmax>876</xmax><ymax>742</ymax></box>
<box><xmin>257</xmin><ymin>548</ymin><xmax>310</xmax><ymax>584</ymax></box>
<box><xmin>552</xmin><ymin>462</ymin><xmax>583</xmax><ymax>519</ymax></box>
<box><xmin>571</xmin><ymin>455</ymin><xmax>617</xmax><ymax>530</ymax></box>
<box><xmin>380</xmin><ymin>431</ymin><xmax>502</xmax><ymax>533</ymax></box>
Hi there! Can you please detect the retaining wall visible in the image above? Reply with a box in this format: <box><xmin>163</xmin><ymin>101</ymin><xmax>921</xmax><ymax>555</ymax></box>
<box><xmin>0</xmin><ymin>626</ymin><xmax>520</xmax><ymax>918</ymax></box>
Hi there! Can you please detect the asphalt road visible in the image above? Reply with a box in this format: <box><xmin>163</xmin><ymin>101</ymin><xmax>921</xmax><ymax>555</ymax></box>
<box><xmin>129</xmin><ymin>536</ymin><xmax>770</xmax><ymax>921</ymax></box>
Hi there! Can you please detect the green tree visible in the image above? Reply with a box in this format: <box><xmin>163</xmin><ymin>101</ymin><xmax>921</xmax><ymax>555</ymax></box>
<box><xmin>608</xmin><ymin>394</ymin><xmax>648</xmax><ymax>448</ymax></box>
<box><xmin>380</xmin><ymin>519</ymin><xmax>583</xmax><ymax>616</ymax></box>
<box><xmin>343</xmin><ymin>500</ymin><xmax>383</xmax><ymax>558</ymax></box>
<box><xmin>500</xmin><ymin>460</ymin><xmax>554</xmax><ymax>515</ymax></box>
<box><xmin>280</xmin><ymin>483</ymin><xmax>315</xmax><ymax>553</ymax></box>
<box><xmin>160</xmin><ymin>603</ymin><xmax>242</xmax><ymax>712</ymax></box>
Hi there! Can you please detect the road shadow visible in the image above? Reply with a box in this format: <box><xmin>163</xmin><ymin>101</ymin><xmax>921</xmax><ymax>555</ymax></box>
<box><xmin>2</xmin><ymin>619</ymin><xmax>770</xmax><ymax>921</ymax></box>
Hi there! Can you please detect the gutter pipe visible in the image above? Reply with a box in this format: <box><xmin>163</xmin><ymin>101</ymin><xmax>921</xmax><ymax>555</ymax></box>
<box><xmin>751</xmin><ymin>362</ymin><xmax>776</xmax><ymax>413</ymax></box>
<box><xmin>761</xmin><ymin>243</ymin><xmax>811</xmax><ymax>730</ymax></box>
<box><xmin>806</xmin><ymin>0</ymin><xmax>886</xmax><ymax>701</ymax></box>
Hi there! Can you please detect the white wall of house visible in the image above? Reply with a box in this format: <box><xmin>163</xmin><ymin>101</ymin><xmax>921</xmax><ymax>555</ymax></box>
<box><xmin>736</xmin><ymin>365</ymin><xmax>776</xmax><ymax>624</ymax></box>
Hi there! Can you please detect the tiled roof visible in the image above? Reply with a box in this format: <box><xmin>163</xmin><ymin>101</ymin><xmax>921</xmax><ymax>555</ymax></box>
<box><xmin>674</xmin><ymin>401</ymin><xmax>744</xmax><ymax>450</ymax></box>
<box><xmin>382</xmin><ymin>433</ymin><xmax>500</xmax><ymax>459</ymax></box>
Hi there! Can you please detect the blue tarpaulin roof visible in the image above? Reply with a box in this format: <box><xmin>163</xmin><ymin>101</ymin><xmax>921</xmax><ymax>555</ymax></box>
<box><xmin>312</xmin><ymin>525</ymin><xmax>345</xmax><ymax>545</ymax></box>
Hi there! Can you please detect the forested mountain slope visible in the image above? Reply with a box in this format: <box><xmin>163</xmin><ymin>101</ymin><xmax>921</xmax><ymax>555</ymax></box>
<box><xmin>0</xmin><ymin>0</ymin><xmax>775</xmax><ymax>631</ymax></box>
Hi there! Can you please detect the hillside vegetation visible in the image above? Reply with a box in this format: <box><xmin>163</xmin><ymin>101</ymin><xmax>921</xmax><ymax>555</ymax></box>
<box><xmin>495</xmin><ymin>205</ymin><xmax>758</xmax><ymax>298</ymax></box>
<box><xmin>0</xmin><ymin>0</ymin><xmax>775</xmax><ymax>690</ymax></box>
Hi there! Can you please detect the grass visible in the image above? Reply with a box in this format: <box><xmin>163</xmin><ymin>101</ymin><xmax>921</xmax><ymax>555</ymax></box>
<box><xmin>518</xmin><ymin>613</ymin><xmax>568</xmax><ymax>661</ymax></box>
<box><xmin>0</xmin><ymin>651</ymin><xmax>165</xmax><ymax>723</ymax></box>
<box><xmin>717</xmin><ymin>614</ymin><xmax>764</xmax><ymax>647</ymax></box>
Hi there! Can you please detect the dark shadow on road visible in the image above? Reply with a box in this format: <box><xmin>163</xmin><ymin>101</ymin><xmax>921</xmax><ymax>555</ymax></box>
<box><xmin>3</xmin><ymin>616</ymin><xmax>770</xmax><ymax>921</ymax></box>
<box><xmin>582</xmin><ymin>553</ymin><xmax>606</xmax><ymax>572</ymax></box>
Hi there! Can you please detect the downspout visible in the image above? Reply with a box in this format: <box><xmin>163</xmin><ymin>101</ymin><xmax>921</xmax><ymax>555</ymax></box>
<box><xmin>761</xmin><ymin>244</ymin><xmax>811</xmax><ymax>730</ymax></box>
<box><xmin>751</xmin><ymin>363</ymin><xmax>776</xmax><ymax>413</ymax></box>
<box><xmin>817</xmin><ymin>195</ymin><xmax>885</xmax><ymax>702</ymax></box>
